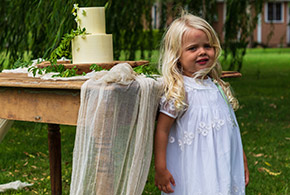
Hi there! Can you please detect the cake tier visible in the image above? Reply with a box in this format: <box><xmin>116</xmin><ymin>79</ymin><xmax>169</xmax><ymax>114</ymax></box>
<box><xmin>72</xmin><ymin>34</ymin><xmax>113</xmax><ymax>64</ymax></box>
<box><xmin>78</xmin><ymin>7</ymin><xmax>106</xmax><ymax>34</ymax></box>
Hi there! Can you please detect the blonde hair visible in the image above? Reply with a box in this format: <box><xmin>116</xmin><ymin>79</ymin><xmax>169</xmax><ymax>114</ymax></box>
<box><xmin>159</xmin><ymin>13</ymin><xmax>239</xmax><ymax>111</ymax></box>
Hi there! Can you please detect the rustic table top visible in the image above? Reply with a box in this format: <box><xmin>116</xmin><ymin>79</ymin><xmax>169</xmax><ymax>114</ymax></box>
<box><xmin>0</xmin><ymin>73</ymin><xmax>85</xmax><ymax>89</ymax></box>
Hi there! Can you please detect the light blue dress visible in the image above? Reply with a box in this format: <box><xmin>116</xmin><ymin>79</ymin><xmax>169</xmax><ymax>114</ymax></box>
<box><xmin>159</xmin><ymin>76</ymin><xmax>245</xmax><ymax>195</ymax></box>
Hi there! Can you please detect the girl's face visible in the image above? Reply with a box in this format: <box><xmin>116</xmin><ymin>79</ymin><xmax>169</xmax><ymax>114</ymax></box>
<box><xmin>179</xmin><ymin>28</ymin><xmax>215</xmax><ymax>77</ymax></box>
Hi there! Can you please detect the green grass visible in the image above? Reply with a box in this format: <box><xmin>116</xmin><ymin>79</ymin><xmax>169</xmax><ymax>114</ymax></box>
<box><xmin>224</xmin><ymin>48</ymin><xmax>290</xmax><ymax>195</ymax></box>
<box><xmin>0</xmin><ymin>48</ymin><xmax>289</xmax><ymax>194</ymax></box>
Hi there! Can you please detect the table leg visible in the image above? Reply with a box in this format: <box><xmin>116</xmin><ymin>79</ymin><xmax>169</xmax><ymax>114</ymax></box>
<box><xmin>48</xmin><ymin>124</ymin><xmax>62</xmax><ymax>195</ymax></box>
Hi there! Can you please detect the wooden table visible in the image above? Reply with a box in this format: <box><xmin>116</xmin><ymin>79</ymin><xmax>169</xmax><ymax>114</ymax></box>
<box><xmin>0</xmin><ymin>73</ymin><xmax>85</xmax><ymax>195</ymax></box>
<box><xmin>0</xmin><ymin>71</ymin><xmax>241</xmax><ymax>194</ymax></box>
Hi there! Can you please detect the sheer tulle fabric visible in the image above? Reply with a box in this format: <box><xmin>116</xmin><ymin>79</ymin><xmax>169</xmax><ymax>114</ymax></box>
<box><xmin>0</xmin><ymin>119</ymin><xmax>13</xmax><ymax>143</ymax></box>
<box><xmin>160</xmin><ymin>76</ymin><xmax>245</xmax><ymax>195</ymax></box>
<box><xmin>70</xmin><ymin>64</ymin><xmax>162</xmax><ymax>195</ymax></box>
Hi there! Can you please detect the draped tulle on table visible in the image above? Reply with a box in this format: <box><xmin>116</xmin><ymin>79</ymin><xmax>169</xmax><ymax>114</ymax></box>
<box><xmin>70</xmin><ymin>63</ymin><xmax>163</xmax><ymax>195</ymax></box>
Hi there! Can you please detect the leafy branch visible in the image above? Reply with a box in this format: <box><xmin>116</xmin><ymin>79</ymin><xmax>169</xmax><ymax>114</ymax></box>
<box><xmin>49</xmin><ymin>3</ymin><xmax>87</xmax><ymax>63</ymax></box>
<box><xmin>49</xmin><ymin>28</ymin><xmax>86</xmax><ymax>63</ymax></box>
<box><xmin>28</xmin><ymin>64</ymin><xmax>80</xmax><ymax>78</ymax></box>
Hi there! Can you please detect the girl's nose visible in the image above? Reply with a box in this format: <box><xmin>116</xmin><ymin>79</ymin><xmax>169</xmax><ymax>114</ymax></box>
<box><xmin>199</xmin><ymin>47</ymin><xmax>206</xmax><ymax>55</ymax></box>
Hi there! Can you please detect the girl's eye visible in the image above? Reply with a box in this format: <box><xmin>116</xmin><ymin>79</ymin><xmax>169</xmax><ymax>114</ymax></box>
<box><xmin>204</xmin><ymin>44</ymin><xmax>212</xmax><ymax>49</ymax></box>
<box><xmin>188</xmin><ymin>47</ymin><xmax>197</xmax><ymax>51</ymax></box>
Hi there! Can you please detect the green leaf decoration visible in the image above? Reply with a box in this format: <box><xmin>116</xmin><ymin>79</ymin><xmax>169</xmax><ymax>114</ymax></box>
<box><xmin>90</xmin><ymin>64</ymin><xmax>105</xmax><ymax>72</ymax></box>
<box><xmin>49</xmin><ymin>28</ymin><xmax>87</xmax><ymax>62</ymax></box>
<box><xmin>133</xmin><ymin>64</ymin><xmax>159</xmax><ymax>75</ymax></box>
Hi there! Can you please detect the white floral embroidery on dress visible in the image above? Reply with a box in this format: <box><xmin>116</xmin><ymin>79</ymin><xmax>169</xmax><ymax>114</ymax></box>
<box><xmin>169</xmin><ymin>136</ymin><xmax>175</xmax><ymax>143</ymax></box>
<box><xmin>159</xmin><ymin>95</ymin><xmax>179</xmax><ymax>118</ymax></box>
<box><xmin>172</xmin><ymin>131</ymin><xmax>195</xmax><ymax>151</ymax></box>
<box><xmin>198</xmin><ymin>119</ymin><xmax>226</xmax><ymax>136</ymax></box>
<box><xmin>160</xmin><ymin>96</ymin><xmax>175</xmax><ymax>112</ymax></box>
<box><xmin>233</xmin><ymin>185</ymin><xmax>239</xmax><ymax>193</ymax></box>
<box><xmin>178</xmin><ymin>139</ymin><xmax>183</xmax><ymax>151</ymax></box>
<box><xmin>160</xmin><ymin>96</ymin><xmax>167</xmax><ymax>105</ymax></box>
<box><xmin>212</xmin><ymin>119</ymin><xmax>225</xmax><ymax>131</ymax></box>
<box><xmin>197</xmin><ymin>122</ymin><xmax>211</xmax><ymax>136</ymax></box>
<box><xmin>183</xmin><ymin>131</ymin><xmax>195</xmax><ymax>145</ymax></box>
<box><xmin>174</xmin><ymin>119</ymin><xmax>228</xmax><ymax>150</ymax></box>
<box><xmin>169</xmin><ymin>102</ymin><xmax>175</xmax><ymax>111</ymax></box>
<box><xmin>227</xmin><ymin>114</ymin><xmax>236</xmax><ymax>127</ymax></box>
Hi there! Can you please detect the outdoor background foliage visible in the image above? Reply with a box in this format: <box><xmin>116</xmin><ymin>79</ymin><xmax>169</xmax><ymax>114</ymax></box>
<box><xmin>1</xmin><ymin>0</ymin><xmax>264</xmax><ymax>71</ymax></box>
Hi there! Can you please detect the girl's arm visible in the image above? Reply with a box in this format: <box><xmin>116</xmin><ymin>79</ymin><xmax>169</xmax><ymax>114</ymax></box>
<box><xmin>154</xmin><ymin>113</ymin><xmax>176</xmax><ymax>194</ymax></box>
<box><xmin>243</xmin><ymin>150</ymin><xmax>249</xmax><ymax>186</ymax></box>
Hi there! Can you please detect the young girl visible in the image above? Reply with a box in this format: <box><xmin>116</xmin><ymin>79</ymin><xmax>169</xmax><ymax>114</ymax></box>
<box><xmin>154</xmin><ymin>13</ymin><xmax>249</xmax><ymax>195</ymax></box>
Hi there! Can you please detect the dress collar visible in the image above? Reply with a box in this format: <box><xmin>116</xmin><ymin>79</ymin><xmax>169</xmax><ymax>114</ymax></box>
<box><xmin>183</xmin><ymin>75</ymin><xmax>215</xmax><ymax>90</ymax></box>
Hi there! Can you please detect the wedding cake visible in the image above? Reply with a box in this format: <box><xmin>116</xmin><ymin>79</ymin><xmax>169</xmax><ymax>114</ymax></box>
<box><xmin>72</xmin><ymin>7</ymin><xmax>113</xmax><ymax>64</ymax></box>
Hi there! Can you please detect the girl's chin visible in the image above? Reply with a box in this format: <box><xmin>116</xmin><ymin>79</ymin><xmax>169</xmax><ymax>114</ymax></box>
<box><xmin>196</xmin><ymin>63</ymin><xmax>212</xmax><ymax>68</ymax></box>
<box><xmin>195</xmin><ymin>65</ymin><xmax>213</xmax><ymax>73</ymax></box>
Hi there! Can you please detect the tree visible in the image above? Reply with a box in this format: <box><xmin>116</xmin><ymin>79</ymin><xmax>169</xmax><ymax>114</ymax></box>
<box><xmin>223</xmin><ymin>0</ymin><xmax>264</xmax><ymax>71</ymax></box>
<box><xmin>0</xmin><ymin>0</ymin><xmax>154</xmax><ymax>70</ymax></box>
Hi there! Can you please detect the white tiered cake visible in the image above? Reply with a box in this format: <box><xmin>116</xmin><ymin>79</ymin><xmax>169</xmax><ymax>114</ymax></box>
<box><xmin>72</xmin><ymin>7</ymin><xmax>113</xmax><ymax>64</ymax></box>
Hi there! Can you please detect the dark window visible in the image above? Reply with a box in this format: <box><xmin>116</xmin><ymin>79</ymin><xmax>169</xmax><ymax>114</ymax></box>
<box><xmin>267</xmin><ymin>2</ymin><xmax>282</xmax><ymax>22</ymax></box>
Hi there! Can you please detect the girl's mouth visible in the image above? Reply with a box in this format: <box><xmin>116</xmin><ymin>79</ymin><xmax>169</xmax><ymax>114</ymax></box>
<box><xmin>196</xmin><ymin>58</ymin><xmax>209</xmax><ymax>65</ymax></box>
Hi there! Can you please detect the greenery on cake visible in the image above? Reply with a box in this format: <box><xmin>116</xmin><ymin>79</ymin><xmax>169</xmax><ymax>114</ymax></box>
<box><xmin>49</xmin><ymin>4</ymin><xmax>87</xmax><ymax>63</ymax></box>
<box><xmin>72</xmin><ymin>3</ymin><xmax>86</xmax><ymax>23</ymax></box>
<box><xmin>49</xmin><ymin>28</ymin><xmax>86</xmax><ymax>63</ymax></box>
<box><xmin>11</xmin><ymin>4</ymin><xmax>89</xmax><ymax>77</ymax></box>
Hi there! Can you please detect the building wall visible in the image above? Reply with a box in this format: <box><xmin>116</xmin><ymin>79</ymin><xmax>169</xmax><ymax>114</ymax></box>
<box><xmin>212</xmin><ymin>1</ymin><xmax>290</xmax><ymax>47</ymax></box>
<box><xmin>259</xmin><ymin>2</ymin><xmax>289</xmax><ymax>47</ymax></box>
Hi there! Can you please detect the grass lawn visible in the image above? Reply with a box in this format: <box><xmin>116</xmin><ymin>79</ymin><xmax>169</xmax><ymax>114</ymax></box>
<box><xmin>0</xmin><ymin>48</ymin><xmax>289</xmax><ymax>194</ymax></box>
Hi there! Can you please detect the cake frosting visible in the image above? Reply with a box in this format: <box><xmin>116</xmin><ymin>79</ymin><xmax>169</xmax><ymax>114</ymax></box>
<box><xmin>72</xmin><ymin>7</ymin><xmax>113</xmax><ymax>64</ymax></box>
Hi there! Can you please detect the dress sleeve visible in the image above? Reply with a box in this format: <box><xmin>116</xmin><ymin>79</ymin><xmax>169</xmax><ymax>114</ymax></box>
<box><xmin>159</xmin><ymin>95</ymin><xmax>178</xmax><ymax>119</ymax></box>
